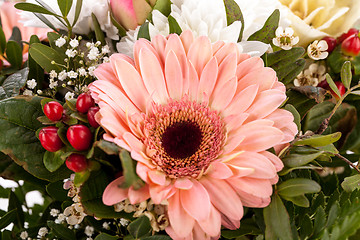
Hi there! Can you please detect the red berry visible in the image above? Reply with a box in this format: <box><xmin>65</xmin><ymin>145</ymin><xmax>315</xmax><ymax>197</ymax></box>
<box><xmin>330</xmin><ymin>82</ymin><xmax>346</xmax><ymax>100</ymax></box>
<box><xmin>317</xmin><ymin>79</ymin><xmax>329</xmax><ymax>89</ymax></box>
<box><xmin>322</xmin><ymin>36</ymin><xmax>337</xmax><ymax>53</ymax></box>
<box><xmin>337</xmin><ymin>28</ymin><xmax>359</xmax><ymax>43</ymax></box>
<box><xmin>44</xmin><ymin>101</ymin><xmax>63</xmax><ymax>121</ymax></box>
<box><xmin>39</xmin><ymin>126</ymin><xmax>63</xmax><ymax>152</ymax></box>
<box><xmin>341</xmin><ymin>34</ymin><xmax>360</xmax><ymax>57</ymax></box>
<box><xmin>65</xmin><ymin>153</ymin><xmax>88</xmax><ymax>172</ymax></box>
<box><xmin>0</xmin><ymin>60</ymin><xmax>3</xmax><ymax>70</ymax></box>
<box><xmin>87</xmin><ymin>107</ymin><xmax>100</xmax><ymax>128</ymax></box>
<box><xmin>67</xmin><ymin>125</ymin><xmax>92</xmax><ymax>151</ymax></box>
<box><xmin>76</xmin><ymin>93</ymin><xmax>95</xmax><ymax>113</ymax></box>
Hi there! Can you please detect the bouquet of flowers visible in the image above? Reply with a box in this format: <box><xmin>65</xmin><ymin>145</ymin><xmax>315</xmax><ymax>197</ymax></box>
<box><xmin>1</xmin><ymin>0</ymin><xmax>360</xmax><ymax>239</ymax></box>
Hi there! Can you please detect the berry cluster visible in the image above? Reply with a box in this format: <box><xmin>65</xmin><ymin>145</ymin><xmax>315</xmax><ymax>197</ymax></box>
<box><xmin>38</xmin><ymin>93</ymin><xmax>100</xmax><ymax>172</ymax></box>
<box><xmin>322</xmin><ymin>28</ymin><xmax>360</xmax><ymax>57</ymax></box>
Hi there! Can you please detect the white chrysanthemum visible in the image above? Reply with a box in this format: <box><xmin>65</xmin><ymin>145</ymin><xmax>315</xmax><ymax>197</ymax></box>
<box><xmin>116</xmin><ymin>0</ymin><xmax>284</xmax><ymax>57</ymax></box>
<box><xmin>20</xmin><ymin>0</ymin><xmax>119</xmax><ymax>40</ymax></box>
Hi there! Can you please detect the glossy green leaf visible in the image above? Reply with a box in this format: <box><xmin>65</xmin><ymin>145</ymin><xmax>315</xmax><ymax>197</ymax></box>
<box><xmin>9</xmin><ymin>27</ymin><xmax>22</xmax><ymax>48</ymax></box>
<box><xmin>29</xmin><ymin>43</ymin><xmax>65</xmax><ymax>73</ymax></box>
<box><xmin>15</xmin><ymin>3</ymin><xmax>60</xmax><ymax>16</ymax></box>
<box><xmin>137</xmin><ymin>22</ymin><xmax>150</xmax><ymax>41</ymax></box>
<box><xmin>28</xmin><ymin>35</ymin><xmax>44</xmax><ymax>85</ymax></box>
<box><xmin>248</xmin><ymin>9</ymin><xmax>279</xmax><ymax>44</ymax></box>
<box><xmin>281</xmin><ymin>194</ymin><xmax>309</xmax><ymax>208</ymax></box>
<box><xmin>294</xmin><ymin>132</ymin><xmax>341</xmax><ymax>147</ymax></box>
<box><xmin>8</xmin><ymin>191</ymin><xmax>24</xmax><ymax>228</ymax></box>
<box><xmin>284</xmin><ymin>104</ymin><xmax>301</xmax><ymax>131</ymax></box>
<box><xmin>277</xmin><ymin>178</ymin><xmax>321</xmax><ymax>197</ymax></box>
<box><xmin>341</xmin><ymin>175</ymin><xmax>360</xmax><ymax>192</ymax></box>
<box><xmin>341</xmin><ymin>61</ymin><xmax>352</xmax><ymax>89</ymax></box>
<box><xmin>94</xmin><ymin>233</ymin><xmax>120</xmax><ymax>240</ymax></box>
<box><xmin>92</xmin><ymin>13</ymin><xmax>106</xmax><ymax>45</ymax></box>
<box><xmin>168</xmin><ymin>15</ymin><xmax>182</xmax><ymax>35</ymax></box>
<box><xmin>263</xmin><ymin>194</ymin><xmax>292</xmax><ymax>240</ymax></box>
<box><xmin>326</xmin><ymin>202</ymin><xmax>340</xmax><ymax>228</ymax></box>
<box><xmin>153</xmin><ymin>0</ymin><xmax>171</xmax><ymax>17</ymax></box>
<box><xmin>5</xmin><ymin>41</ymin><xmax>22</xmax><ymax>69</ymax></box>
<box><xmin>46</xmin><ymin>181</ymin><xmax>69</xmax><ymax>201</ymax></box>
<box><xmin>57</xmin><ymin>0</ymin><xmax>73</xmax><ymax>17</ymax></box>
<box><xmin>109</xmin><ymin>12</ymin><xmax>126</xmax><ymax>37</ymax></box>
<box><xmin>283</xmin><ymin>151</ymin><xmax>323</xmax><ymax>168</ymax></box>
<box><xmin>0</xmin><ymin>209</ymin><xmax>17</xmax><ymax>229</ymax></box>
<box><xmin>72</xmin><ymin>0</ymin><xmax>83</xmax><ymax>26</ymax></box>
<box><xmin>223</xmin><ymin>0</ymin><xmax>244</xmax><ymax>41</ymax></box>
<box><xmin>0</xmin><ymin>68</ymin><xmax>29</xmax><ymax>100</ymax></box>
<box><xmin>73</xmin><ymin>170</ymin><xmax>90</xmax><ymax>187</ymax></box>
<box><xmin>95</xmin><ymin>139</ymin><xmax>121</xmax><ymax>155</ymax></box>
<box><xmin>47</xmin><ymin>220</ymin><xmax>76</xmax><ymax>240</ymax></box>
<box><xmin>328</xmin><ymin>211</ymin><xmax>360</xmax><ymax>240</ymax></box>
<box><xmin>43</xmin><ymin>150</ymin><xmax>66</xmax><ymax>172</ymax></box>
<box><xmin>313</xmin><ymin>206</ymin><xmax>326</xmax><ymax>238</ymax></box>
<box><xmin>278</xmin><ymin>59</ymin><xmax>306</xmax><ymax>84</ymax></box>
<box><xmin>127</xmin><ymin>215</ymin><xmax>152</xmax><ymax>239</ymax></box>
<box><xmin>267</xmin><ymin>47</ymin><xmax>305</xmax><ymax>67</ymax></box>
<box><xmin>326</xmin><ymin>73</ymin><xmax>341</xmax><ymax>98</ymax></box>
<box><xmin>0</xmin><ymin>26</ymin><xmax>6</xmax><ymax>54</ymax></box>
<box><xmin>0</xmin><ymin>96</ymin><xmax>71</xmax><ymax>182</ymax></box>
<box><xmin>119</xmin><ymin>150</ymin><xmax>144</xmax><ymax>190</ymax></box>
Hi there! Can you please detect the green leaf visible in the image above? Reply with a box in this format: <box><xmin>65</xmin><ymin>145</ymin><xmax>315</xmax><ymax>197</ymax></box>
<box><xmin>326</xmin><ymin>73</ymin><xmax>341</xmax><ymax>98</ymax></box>
<box><xmin>341</xmin><ymin>175</ymin><xmax>360</xmax><ymax>192</ymax></box>
<box><xmin>47</xmin><ymin>220</ymin><xmax>76</xmax><ymax>240</ymax></box>
<box><xmin>29</xmin><ymin>43</ymin><xmax>65</xmax><ymax>73</ymax></box>
<box><xmin>0</xmin><ymin>96</ymin><xmax>71</xmax><ymax>182</ymax></box>
<box><xmin>168</xmin><ymin>15</ymin><xmax>182</xmax><ymax>35</ymax></box>
<box><xmin>326</xmin><ymin>202</ymin><xmax>340</xmax><ymax>228</ymax></box>
<box><xmin>43</xmin><ymin>150</ymin><xmax>66</xmax><ymax>172</ymax></box>
<box><xmin>46</xmin><ymin>181</ymin><xmax>69</xmax><ymax>201</ymax></box>
<box><xmin>263</xmin><ymin>194</ymin><xmax>292</xmax><ymax>240</ymax></box>
<box><xmin>0</xmin><ymin>27</ymin><xmax>6</xmax><ymax>54</ymax></box>
<box><xmin>294</xmin><ymin>132</ymin><xmax>342</xmax><ymax>147</ymax></box>
<box><xmin>278</xmin><ymin>59</ymin><xmax>306</xmax><ymax>85</ymax></box>
<box><xmin>313</xmin><ymin>206</ymin><xmax>326</xmax><ymax>238</ymax></box>
<box><xmin>153</xmin><ymin>0</ymin><xmax>171</xmax><ymax>17</ymax></box>
<box><xmin>283</xmin><ymin>151</ymin><xmax>323</xmax><ymax>168</ymax></box>
<box><xmin>0</xmin><ymin>68</ymin><xmax>29</xmax><ymax>100</ymax></box>
<box><xmin>73</xmin><ymin>170</ymin><xmax>90</xmax><ymax>187</ymax></box>
<box><xmin>248</xmin><ymin>9</ymin><xmax>279</xmax><ymax>44</ymax></box>
<box><xmin>28</xmin><ymin>35</ymin><xmax>44</xmax><ymax>85</ymax></box>
<box><xmin>94</xmin><ymin>139</ymin><xmax>121</xmax><ymax>155</ymax></box>
<box><xmin>109</xmin><ymin>12</ymin><xmax>126</xmax><ymax>37</ymax></box>
<box><xmin>72</xmin><ymin>0</ymin><xmax>83</xmax><ymax>26</ymax></box>
<box><xmin>94</xmin><ymin>233</ymin><xmax>119</xmax><ymax>240</ymax></box>
<box><xmin>284</xmin><ymin>104</ymin><xmax>301</xmax><ymax>132</ymax></box>
<box><xmin>329</xmin><ymin>212</ymin><xmax>360</xmax><ymax>240</ymax></box>
<box><xmin>0</xmin><ymin>209</ymin><xmax>17</xmax><ymax>229</ymax></box>
<box><xmin>282</xmin><ymin>194</ymin><xmax>310</xmax><ymax>207</ymax></box>
<box><xmin>137</xmin><ymin>22</ymin><xmax>150</xmax><ymax>41</ymax></box>
<box><xmin>92</xmin><ymin>13</ymin><xmax>106</xmax><ymax>45</ymax></box>
<box><xmin>9</xmin><ymin>27</ymin><xmax>22</xmax><ymax>48</ymax></box>
<box><xmin>221</xmin><ymin>219</ymin><xmax>262</xmax><ymax>238</ymax></box>
<box><xmin>8</xmin><ymin>191</ymin><xmax>24</xmax><ymax>228</ymax></box>
<box><xmin>119</xmin><ymin>150</ymin><xmax>144</xmax><ymax>190</ymax></box>
<box><xmin>223</xmin><ymin>0</ymin><xmax>244</xmax><ymax>41</ymax></box>
<box><xmin>5</xmin><ymin>41</ymin><xmax>23</xmax><ymax>69</ymax></box>
<box><xmin>341</xmin><ymin>61</ymin><xmax>352</xmax><ymax>89</ymax></box>
<box><xmin>57</xmin><ymin>0</ymin><xmax>73</xmax><ymax>17</ymax></box>
<box><xmin>15</xmin><ymin>3</ymin><xmax>60</xmax><ymax>16</ymax></box>
<box><xmin>277</xmin><ymin>178</ymin><xmax>321</xmax><ymax>197</ymax></box>
<box><xmin>33</xmin><ymin>13</ymin><xmax>59</xmax><ymax>33</ymax></box>
<box><xmin>127</xmin><ymin>215</ymin><xmax>152</xmax><ymax>239</ymax></box>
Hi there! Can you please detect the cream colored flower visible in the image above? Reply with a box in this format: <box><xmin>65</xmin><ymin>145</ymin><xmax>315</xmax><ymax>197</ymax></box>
<box><xmin>278</xmin><ymin>0</ymin><xmax>360</xmax><ymax>46</ymax></box>
<box><xmin>307</xmin><ymin>40</ymin><xmax>328</xmax><ymax>60</ymax></box>
<box><xmin>273</xmin><ymin>27</ymin><xmax>299</xmax><ymax>50</ymax></box>
<box><xmin>294</xmin><ymin>63</ymin><xmax>326</xmax><ymax>86</ymax></box>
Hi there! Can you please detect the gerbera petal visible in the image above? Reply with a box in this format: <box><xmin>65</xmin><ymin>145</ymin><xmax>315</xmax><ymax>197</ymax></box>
<box><xmin>206</xmin><ymin>162</ymin><xmax>233</xmax><ymax>179</ymax></box>
<box><xmin>197</xmin><ymin>57</ymin><xmax>218</xmax><ymax>102</ymax></box>
<box><xmin>150</xmin><ymin>35</ymin><xmax>167</xmax><ymax>66</ymax></box>
<box><xmin>149</xmin><ymin>184</ymin><xmax>177</xmax><ymax>204</ymax></box>
<box><xmin>229</xmin><ymin>177</ymin><xmax>273</xmax><ymax>198</ymax></box>
<box><xmin>200</xmin><ymin>177</ymin><xmax>243</xmax><ymax>220</ymax></box>
<box><xmin>198</xmin><ymin>205</ymin><xmax>222</xmax><ymax>237</ymax></box>
<box><xmin>237</xmin><ymin>67</ymin><xmax>276</xmax><ymax>92</ymax></box>
<box><xmin>180</xmin><ymin>181</ymin><xmax>211</xmax><ymax>221</ymax></box>
<box><xmin>224</xmin><ymin>84</ymin><xmax>259</xmax><ymax>118</ymax></box>
<box><xmin>102</xmin><ymin>176</ymin><xmax>128</xmax><ymax>206</ymax></box>
<box><xmin>210</xmin><ymin>76</ymin><xmax>237</xmax><ymax>110</ymax></box>
<box><xmin>214</xmin><ymin>43</ymin><xmax>239</xmax><ymax>64</ymax></box>
<box><xmin>148</xmin><ymin>170</ymin><xmax>167</xmax><ymax>186</ymax></box>
<box><xmin>236</xmin><ymin>57</ymin><xmax>264</xmax><ymax>79</ymax></box>
<box><xmin>174</xmin><ymin>178</ymin><xmax>194</xmax><ymax>190</ymax></box>
<box><xmin>167</xmin><ymin>192</ymin><xmax>195</xmax><ymax>238</ymax></box>
<box><xmin>165</xmin><ymin>50</ymin><xmax>183</xmax><ymax>100</ymax></box>
<box><xmin>128</xmin><ymin>185</ymin><xmax>150</xmax><ymax>204</ymax></box>
<box><xmin>260</xmin><ymin>151</ymin><xmax>284</xmax><ymax>172</ymax></box>
<box><xmin>187</xmin><ymin>36</ymin><xmax>212</xmax><ymax>77</ymax></box>
<box><xmin>236</xmin><ymin>188</ymin><xmax>271</xmax><ymax>208</ymax></box>
<box><xmin>138</xmin><ymin>48</ymin><xmax>169</xmax><ymax>103</ymax></box>
<box><xmin>180</xmin><ymin>30</ymin><xmax>195</xmax><ymax>54</ymax></box>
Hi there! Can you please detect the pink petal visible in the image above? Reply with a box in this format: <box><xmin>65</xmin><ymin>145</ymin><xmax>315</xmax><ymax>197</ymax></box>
<box><xmin>223</xmin><ymin>113</ymin><xmax>249</xmax><ymax>134</ymax></box>
<box><xmin>224</xmin><ymin>84</ymin><xmax>259</xmax><ymax>117</ymax></box>
<box><xmin>237</xmin><ymin>67</ymin><xmax>276</xmax><ymax>93</ymax></box>
<box><xmin>138</xmin><ymin>48</ymin><xmax>169</xmax><ymax>103</ymax></box>
<box><xmin>102</xmin><ymin>176</ymin><xmax>128</xmax><ymax>206</ymax></box>
<box><xmin>226</xmin><ymin>164</ymin><xmax>254</xmax><ymax>178</ymax></box>
<box><xmin>210</xmin><ymin>76</ymin><xmax>237</xmax><ymax>110</ymax></box>
<box><xmin>174</xmin><ymin>178</ymin><xmax>194</xmax><ymax>189</ymax></box>
<box><xmin>94</xmin><ymin>62</ymin><xmax>121</xmax><ymax>88</ymax></box>
<box><xmin>123</xmin><ymin>132</ymin><xmax>144</xmax><ymax>152</ymax></box>
<box><xmin>188</xmin><ymin>61</ymin><xmax>200</xmax><ymax>101</ymax></box>
<box><xmin>149</xmin><ymin>184</ymin><xmax>176</xmax><ymax>204</ymax></box>
<box><xmin>246</xmin><ymin>89</ymin><xmax>287</xmax><ymax>121</ymax></box>
<box><xmin>165</xmin><ymin>50</ymin><xmax>183</xmax><ymax>100</ymax></box>
<box><xmin>206</xmin><ymin>162</ymin><xmax>233</xmax><ymax>179</ymax></box>
<box><xmin>236</xmin><ymin>188</ymin><xmax>271</xmax><ymax>208</ymax></box>
<box><xmin>150</xmin><ymin>35</ymin><xmax>167</xmax><ymax>66</ymax></box>
<box><xmin>212</xmin><ymin>41</ymin><xmax>226</xmax><ymax>56</ymax></box>
<box><xmin>166</xmin><ymin>226</ymin><xmax>193</xmax><ymax>240</ymax></box>
<box><xmin>221</xmin><ymin>214</ymin><xmax>240</xmax><ymax>230</ymax></box>
<box><xmin>187</xmin><ymin>36</ymin><xmax>212</xmax><ymax>77</ymax></box>
<box><xmin>259</xmin><ymin>151</ymin><xmax>284</xmax><ymax>172</ymax></box>
<box><xmin>214</xmin><ymin>43</ymin><xmax>239</xmax><ymax>65</ymax></box>
<box><xmin>197</xmin><ymin>205</ymin><xmax>221</xmax><ymax>237</ymax></box>
<box><xmin>193</xmin><ymin>223</ymin><xmax>211</xmax><ymax>240</ymax></box>
<box><xmin>222</xmin><ymin>132</ymin><xmax>245</xmax><ymax>154</ymax></box>
<box><xmin>200</xmin><ymin>177</ymin><xmax>243</xmax><ymax>220</ymax></box>
<box><xmin>134</xmin><ymin>38</ymin><xmax>160</xmax><ymax>70</ymax></box>
<box><xmin>148</xmin><ymin>170</ymin><xmax>167</xmax><ymax>186</ymax></box>
<box><xmin>112</xmin><ymin>58</ymin><xmax>150</xmax><ymax>111</ymax></box>
<box><xmin>215</xmin><ymin>53</ymin><xmax>237</xmax><ymax>88</ymax></box>
<box><xmin>197</xmin><ymin>57</ymin><xmax>218</xmax><ymax>102</ymax></box>
<box><xmin>180</xmin><ymin>181</ymin><xmax>211</xmax><ymax>221</ymax></box>
<box><xmin>128</xmin><ymin>185</ymin><xmax>150</xmax><ymax>204</ymax></box>
<box><xmin>236</xmin><ymin>56</ymin><xmax>264</xmax><ymax>79</ymax></box>
<box><xmin>180</xmin><ymin>30</ymin><xmax>195</xmax><ymax>54</ymax></box>
<box><xmin>110</xmin><ymin>0</ymin><xmax>137</xmax><ymax>30</ymax></box>
<box><xmin>136</xmin><ymin>162</ymin><xmax>151</xmax><ymax>182</ymax></box>
<box><xmin>228</xmin><ymin>177</ymin><xmax>273</xmax><ymax>198</ymax></box>
<box><xmin>167</xmin><ymin>192</ymin><xmax>195</xmax><ymax>238</ymax></box>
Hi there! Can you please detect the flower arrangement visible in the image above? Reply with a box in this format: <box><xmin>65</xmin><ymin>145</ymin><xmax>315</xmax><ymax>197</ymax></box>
<box><xmin>1</xmin><ymin>0</ymin><xmax>360</xmax><ymax>239</ymax></box>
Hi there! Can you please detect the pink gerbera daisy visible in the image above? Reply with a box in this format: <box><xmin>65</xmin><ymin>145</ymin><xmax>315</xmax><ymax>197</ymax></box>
<box><xmin>90</xmin><ymin>31</ymin><xmax>297</xmax><ymax>240</ymax></box>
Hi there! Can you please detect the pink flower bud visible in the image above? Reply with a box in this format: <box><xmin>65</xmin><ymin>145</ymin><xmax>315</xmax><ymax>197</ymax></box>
<box><xmin>110</xmin><ymin>0</ymin><xmax>157</xmax><ymax>30</ymax></box>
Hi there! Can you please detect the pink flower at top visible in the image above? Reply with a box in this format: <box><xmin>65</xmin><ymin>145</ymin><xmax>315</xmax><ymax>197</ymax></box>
<box><xmin>90</xmin><ymin>31</ymin><xmax>297</xmax><ymax>240</ymax></box>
